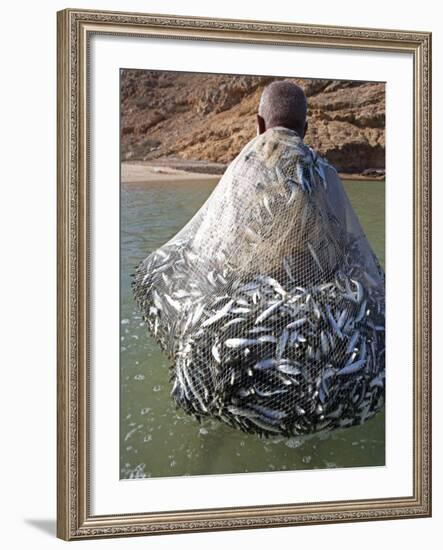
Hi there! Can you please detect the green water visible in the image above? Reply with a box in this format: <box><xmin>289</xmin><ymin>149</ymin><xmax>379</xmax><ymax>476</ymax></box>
<box><xmin>120</xmin><ymin>179</ymin><xmax>385</xmax><ymax>479</ymax></box>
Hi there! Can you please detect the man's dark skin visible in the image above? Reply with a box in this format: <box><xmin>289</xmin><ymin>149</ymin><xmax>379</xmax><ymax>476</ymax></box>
<box><xmin>256</xmin><ymin>113</ymin><xmax>308</xmax><ymax>139</ymax></box>
<box><xmin>256</xmin><ymin>80</ymin><xmax>308</xmax><ymax>139</ymax></box>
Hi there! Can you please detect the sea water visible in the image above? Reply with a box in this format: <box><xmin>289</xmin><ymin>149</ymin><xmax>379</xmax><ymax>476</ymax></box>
<box><xmin>120</xmin><ymin>178</ymin><xmax>385</xmax><ymax>479</ymax></box>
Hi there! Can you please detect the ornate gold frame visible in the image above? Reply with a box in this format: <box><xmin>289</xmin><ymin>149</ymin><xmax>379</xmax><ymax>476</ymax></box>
<box><xmin>57</xmin><ymin>8</ymin><xmax>432</xmax><ymax>540</ymax></box>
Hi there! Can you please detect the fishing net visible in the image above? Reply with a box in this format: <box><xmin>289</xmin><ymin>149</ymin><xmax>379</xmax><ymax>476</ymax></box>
<box><xmin>133</xmin><ymin>126</ymin><xmax>385</xmax><ymax>437</ymax></box>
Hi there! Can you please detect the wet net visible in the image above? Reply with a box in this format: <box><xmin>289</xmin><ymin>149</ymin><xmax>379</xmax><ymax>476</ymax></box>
<box><xmin>132</xmin><ymin>126</ymin><xmax>385</xmax><ymax>438</ymax></box>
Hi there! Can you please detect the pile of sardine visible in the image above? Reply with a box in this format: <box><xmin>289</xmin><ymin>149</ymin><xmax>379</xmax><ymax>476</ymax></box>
<box><xmin>132</xmin><ymin>137</ymin><xmax>385</xmax><ymax>437</ymax></box>
<box><xmin>133</xmin><ymin>242</ymin><xmax>385</xmax><ymax>438</ymax></box>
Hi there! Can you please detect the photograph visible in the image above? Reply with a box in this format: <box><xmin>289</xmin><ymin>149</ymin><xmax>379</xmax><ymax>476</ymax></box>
<box><xmin>56</xmin><ymin>7</ymin><xmax>431</xmax><ymax>539</ymax></box>
<box><xmin>120</xmin><ymin>70</ymin><xmax>386</xmax><ymax>479</ymax></box>
<box><xmin>0</xmin><ymin>0</ymin><xmax>437</xmax><ymax>544</ymax></box>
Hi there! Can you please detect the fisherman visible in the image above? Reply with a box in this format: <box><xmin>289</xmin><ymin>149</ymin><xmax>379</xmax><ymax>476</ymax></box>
<box><xmin>134</xmin><ymin>79</ymin><xmax>385</xmax><ymax>437</ymax></box>
<box><xmin>255</xmin><ymin>79</ymin><xmax>348</xmax><ymax>227</ymax></box>
<box><xmin>256</xmin><ymin>80</ymin><xmax>308</xmax><ymax>140</ymax></box>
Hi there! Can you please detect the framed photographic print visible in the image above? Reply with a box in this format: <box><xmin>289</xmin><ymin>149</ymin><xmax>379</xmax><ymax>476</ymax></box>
<box><xmin>57</xmin><ymin>8</ymin><xmax>432</xmax><ymax>540</ymax></box>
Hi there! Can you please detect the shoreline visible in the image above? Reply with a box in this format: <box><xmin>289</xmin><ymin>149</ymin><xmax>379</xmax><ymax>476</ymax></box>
<box><xmin>338</xmin><ymin>172</ymin><xmax>384</xmax><ymax>182</ymax></box>
<box><xmin>121</xmin><ymin>162</ymin><xmax>220</xmax><ymax>185</ymax></box>
<box><xmin>121</xmin><ymin>161</ymin><xmax>385</xmax><ymax>185</ymax></box>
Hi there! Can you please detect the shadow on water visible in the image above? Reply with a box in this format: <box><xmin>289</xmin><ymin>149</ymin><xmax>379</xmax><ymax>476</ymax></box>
<box><xmin>120</xmin><ymin>179</ymin><xmax>385</xmax><ymax>479</ymax></box>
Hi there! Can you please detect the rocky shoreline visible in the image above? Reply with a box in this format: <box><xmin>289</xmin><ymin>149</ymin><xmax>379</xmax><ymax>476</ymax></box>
<box><xmin>121</xmin><ymin>159</ymin><xmax>385</xmax><ymax>184</ymax></box>
<box><xmin>121</xmin><ymin>71</ymin><xmax>385</xmax><ymax>176</ymax></box>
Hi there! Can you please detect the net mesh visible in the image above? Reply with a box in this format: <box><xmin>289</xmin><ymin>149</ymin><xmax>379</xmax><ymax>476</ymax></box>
<box><xmin>133</xmin><ymin>126</ymin><xmax>385</xmax><ymax>437</ymax></box>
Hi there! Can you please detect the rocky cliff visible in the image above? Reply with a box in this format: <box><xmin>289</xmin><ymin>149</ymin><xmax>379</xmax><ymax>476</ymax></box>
<box><xmin>121</xmin><ymin>70</ymin><xmax>385</xmax><ymax>174</ymax></box>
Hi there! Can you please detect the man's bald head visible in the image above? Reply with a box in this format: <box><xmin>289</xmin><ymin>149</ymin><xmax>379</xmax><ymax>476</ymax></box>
<box><xmin>257</xmin><ymin>80</ymin><xmax>308</xmax><ymax>138</ymax></box>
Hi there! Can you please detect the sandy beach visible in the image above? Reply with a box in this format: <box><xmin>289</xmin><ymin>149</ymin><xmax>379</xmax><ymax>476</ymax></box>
<box><xmin>122</xmin><ymin>161</ymin><xmax>383</xmax><ymax>184</ymax></box>
<box><xmin>121</xmin><ymin>162</ymin><xmax>221</xmax><ymax>185</ymax></box>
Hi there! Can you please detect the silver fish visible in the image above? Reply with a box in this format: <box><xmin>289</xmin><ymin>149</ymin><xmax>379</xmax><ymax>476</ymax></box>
<box><xmin>254</xmin><ymin>358</ymin><xmax>277</xmax><ymax>370</ymax></box>
<box><xmin>346</xmin><ymin>330</ymin><xmax>360</xmax><ymax>354</ymax></box>
<box><xmin>263</xmin><ymin>195</ymin><xmax>273</xmax><ymax>218</ymax></box>
<box><xmin>320</xmin><ymin>331</ymin><xmax>330</xmax><ymax>355</ymax></box>
<box><xmin>164</xmin><ymin>294</ymin><xmax>181</xmax><ymax>312</ymax></box>
<box><xmin>212</xmin><ymin>344</ymin><xmax>221</xmax><ymax>363</ymax></box>
<box><xmin>255</xmin><ymin>300</ymin><xmax>284</xmax><ymax>325</ymax></box>
<box><xmin>287</xmin><ymin>317</ymin><xmax>307</xmax><ymax>329</ymax></box>
<box><xmin>225</xmin><ymin>338</ymin><xmax>258</xmax><ymax>348</ymax></box>
<box><xmin>250</xmin><ymin>403</ymin><xmax>287</xmax><ymax>420</ymax></box>
<box><xmin>276</xmin><ymin>329</ymin><xmax>289</xmax><ymax>359</ymax></box>
<box><xmin>201</xmin><ymin>300</ymin><xmax>234</xmax><ymax>328</ymax></box>
<box><xmin>307</xmin><ymin>241</ymin><xmax>323</xmax><ymax>272</ymax></box>
<box><xmin>257</xmin><ymin>335</ymin><xmax>278</xmax><ymax>344</ymax></box>
<box><xmin>277</xmin><ymin>363</ymin><xmax>301</xmax><ymax>376</ymax></box>
<box><xmin>222</xmin><ymin>318</ymin><xmax>246</xmax><ymax>329</ymax></box>
<box><xmin>338</xmin><ymin>359</ymin><xmax>366</xmax><ymax>375</ymax></box>
<box><xmin>286</xmin><ymin>179</ymin><xmax>298</xmax><ymax>205</ymax></box>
